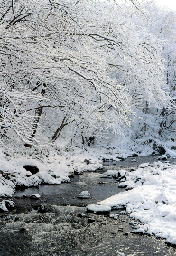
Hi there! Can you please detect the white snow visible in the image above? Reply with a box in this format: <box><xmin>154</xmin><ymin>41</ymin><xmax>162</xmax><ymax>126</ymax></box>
<box><xmin>87</xmin><ymin>204</ymin><xmax>111</xmax><ymax>213</ymax></box>
<box><xmin>165</xmin><ymin>148</ymin><xmax>176</xmax><ymax>158</ymax></box>
<box><xmin>100</xmin><ymin>161</ymin><xmax>176</xmax><ymax>244</ymax></box>
<box><xmin>103</xmin><ymin>169</ymin><xmax>127</xmax><ymax>179</ymax></box>
<box><xmin>103</xmin><ymin>170</ymin><xmax>119</xmax><ymax>177</ymax></box>
<box><xmin>0</xmin><ymin>148</ymin><xmax>103</xmax><ymax>197</ymax></box>
<box><xmin>78</xmin><ymin>191</ymin><xmax>91</xmax><ymax>199</ymax></box>
<box><xmin>0</xmin><ymin>200</ymin><xmax>8</xmax><ymax>212</ymax></box>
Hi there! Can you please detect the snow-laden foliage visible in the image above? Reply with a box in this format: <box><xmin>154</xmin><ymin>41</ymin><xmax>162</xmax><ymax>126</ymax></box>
<box><xmin>0</xmin><ymin>0</ymin><xmax>170</xmax><ymax>154</ymax></box>
<box><xmin>116</xmin><ymin>1</ymin><xmax>176</xmax><ymax>154</ymax></box>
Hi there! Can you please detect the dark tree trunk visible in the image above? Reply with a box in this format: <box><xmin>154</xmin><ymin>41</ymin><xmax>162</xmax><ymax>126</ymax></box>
<box><xmin>51</xmin><ymin>117</ymin><xmax>68</xmax><ymax>142</ymax></box>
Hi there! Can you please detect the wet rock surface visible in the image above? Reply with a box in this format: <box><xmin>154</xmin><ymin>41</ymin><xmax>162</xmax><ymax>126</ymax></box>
<box><xmin>0</xmin><ymin>156</ymin><xmax>176</xmax><ymax>256</ymax></box>
<box><xmin>0</xmin><ymin>206</ymin><xmax>176</xmax><ymax>256</ymax></box>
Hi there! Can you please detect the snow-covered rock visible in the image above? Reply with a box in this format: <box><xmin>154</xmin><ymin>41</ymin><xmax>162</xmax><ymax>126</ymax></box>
<box><xmin>0</xmin><ymin>200</ymin><xmax>15</xmax><ymax>212</ymax></box>
<box><xmin>30</xmin><ymin>194</ymin><xmax>41</xmax><ymax>199</ymax></box>
<box><xmin>78</xmin><ymin>191</ymin><xmax>91</xmax><ymax>199</ymax></box>
<box><xmin>102</xmin><ymin>169</ymin><xmax>127</xmax><ymax>181</ymax></box>
<box><xmin>0</xmin><ymin>201</ymin><xmax>8</xmax><ymax>212</ymax></box>
<box><xmin>87</xmin><ymin>204</ymin><xmax>111</xmax><ymax>214</ymax></box>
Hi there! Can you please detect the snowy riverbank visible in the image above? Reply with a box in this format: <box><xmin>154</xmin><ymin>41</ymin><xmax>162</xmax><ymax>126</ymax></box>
<box><xmin>100</xmin><ymin>161</ymin><xmax>176</xmax><ymax>245</ymax></box>
<box><xmin>1</xmin><ymin>146</ymin><xmax>176</xmax><ymax>246</ymax></box>
<box><xmin>0</xmin><ymin>149</ymin><xmax>103</xmax><ymax>197</ymax></box>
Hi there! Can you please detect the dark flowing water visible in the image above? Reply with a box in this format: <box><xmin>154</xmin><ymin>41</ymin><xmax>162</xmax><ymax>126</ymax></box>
<box><xmin>0</xmin><ymin>156</ymin><xmax>176</xmax><ymax>256</ymax></box>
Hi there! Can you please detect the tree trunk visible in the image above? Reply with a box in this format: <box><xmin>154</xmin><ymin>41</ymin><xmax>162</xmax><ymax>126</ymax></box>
<box><xmin>51</xmin><ymin>117</ymin><xmax>68</xmax><ymax>142</ymax></box>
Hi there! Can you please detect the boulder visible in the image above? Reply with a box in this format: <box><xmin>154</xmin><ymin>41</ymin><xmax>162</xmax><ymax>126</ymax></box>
<box><xmin>0</xmin><ymin>200</ymin><xmax>15</xmax><ymax>212</ymax></box>
<box><xmin>30</xmin><ymin>194</ymin><xmax>41</xmax><ymax>199</ymax></box>
<box><xmin>78</xmin><ymin>191</ymin><xmax>91</xmax><ymax>199</ymax></box>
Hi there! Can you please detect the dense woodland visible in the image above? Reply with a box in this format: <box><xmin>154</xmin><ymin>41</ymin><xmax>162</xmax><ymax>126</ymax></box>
<box><xmin>0</xmin><ymin>0</ymin><xmax>176</xmax><ymax>157</ymax></box>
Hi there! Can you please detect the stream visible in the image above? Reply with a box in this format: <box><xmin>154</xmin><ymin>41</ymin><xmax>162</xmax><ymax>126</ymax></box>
<box><xmin>0</xmin><ymin>156</ymin><xmax>176</xmax><ymax>256</ymax></box>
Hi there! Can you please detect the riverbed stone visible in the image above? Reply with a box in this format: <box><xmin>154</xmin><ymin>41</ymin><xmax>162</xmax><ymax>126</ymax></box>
<box><xmin>77</xmin><ymin>191</ymin><xmax>91</xmax><ymax>199</ymax></box>
<box><xmin>30</xmin><ymin>194</ymin><xmax>41</xmax><ymax>199</ymax></box>
<box><xmin>0</xmin><ymin>200</ymin><xmax>15</xmax><ymax>212</ymax></box>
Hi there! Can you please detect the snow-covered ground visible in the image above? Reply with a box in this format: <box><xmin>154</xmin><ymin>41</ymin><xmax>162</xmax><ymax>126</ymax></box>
<box><xmin>100</xmin><ymin>161</ymin><xmax>176</xmax><ymax>245</ymax></box>
<box><xmin>0</xmin><ymin>148</ymin><xmax>103</xmax><ymax>197</ymax></box>
<box><xmin>2</xmin><ymin>143</ymin><xmax>176</xmax><ymax>246</ymax></box>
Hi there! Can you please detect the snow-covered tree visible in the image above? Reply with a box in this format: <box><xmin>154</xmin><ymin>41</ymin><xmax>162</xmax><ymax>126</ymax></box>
<box><xmin>0</xmin><ymin>0</ymin><xmax>170</xmax><ymax>154</ymax></box>
<box><xmin>126</xmin><ymin>1</ymin><xmax>176</xmax><ymax>154</ymax></box>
